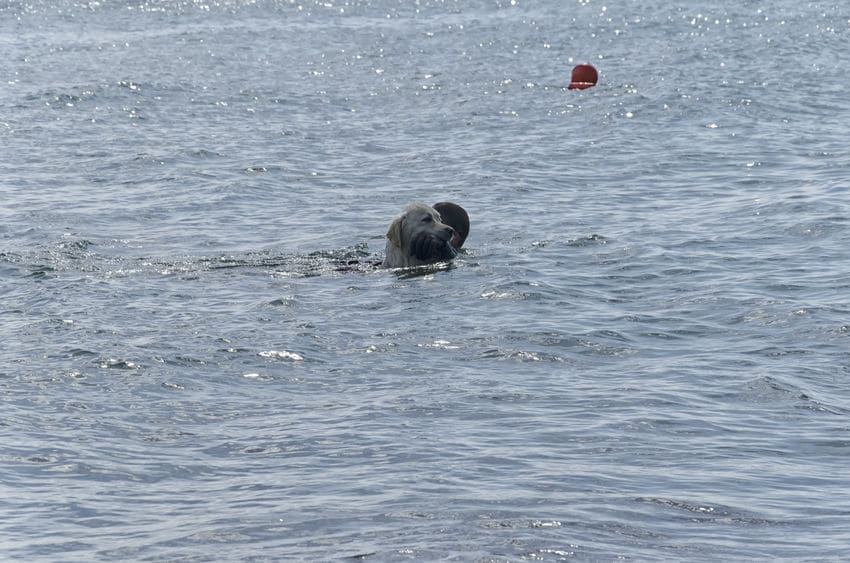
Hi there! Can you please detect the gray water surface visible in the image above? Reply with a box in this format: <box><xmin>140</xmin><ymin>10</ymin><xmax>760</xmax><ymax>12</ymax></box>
<box><xmin>3</xmin><ymin>0</ymin><xmax>850</xmax><ymax>560</ymax></box>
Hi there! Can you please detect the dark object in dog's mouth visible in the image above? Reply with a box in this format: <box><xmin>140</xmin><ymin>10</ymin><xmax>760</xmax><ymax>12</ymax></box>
<box><xmin>411</xmin><ymin>232</ymin><xmax>457</xmax><ymax>262</ymax></box>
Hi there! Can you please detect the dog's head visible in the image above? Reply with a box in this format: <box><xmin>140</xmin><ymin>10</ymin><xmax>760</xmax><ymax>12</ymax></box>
<box><xmin>386</xmin><ymin>203</ymin><xmax>456</xmax><ymax>263</ymax></box>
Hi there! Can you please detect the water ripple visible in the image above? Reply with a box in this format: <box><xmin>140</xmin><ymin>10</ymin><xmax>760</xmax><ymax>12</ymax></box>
<box><xmin>4</xmin><ymin>0</ymin><xmax>850</xmax><ymax>560</ymax></box>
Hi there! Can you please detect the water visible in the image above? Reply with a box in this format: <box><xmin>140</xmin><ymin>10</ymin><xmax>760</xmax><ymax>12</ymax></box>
<box><xmin>3</xmin><ymin>0</ymin><xmax>850</xmax><ymax>559</ymax></box>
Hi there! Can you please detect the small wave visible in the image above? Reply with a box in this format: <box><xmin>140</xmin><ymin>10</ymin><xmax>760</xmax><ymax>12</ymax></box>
<box><xmin>480</xmin><ymin>280</ymin><xmax>558</xmax><ymax>301</ymax></box>
<box><xmin>479</xmin><ymin>348</ymin><xmax>565</xmax><ymax>363</ymax></box>
<box><xmin>739</xmin><ymin>375</ymin><xmax>849</xmax><ymax>414</ymax></box>
<box><xmin>96</xmin><ymin>358</ymin><xmax>141</xmax><ymax>370</ymax></box>
<box><xmin>566</xmin><ymin>234</ymin><xmax>609</xmax><ymax>247</ymax></box>
<box><xmin>10</xmin><ymin>241</ymin><xmax>383</xmax><ymax>281</ymax></box>
<box><xmin>632</xmin><ymin>497</ymin><xmax>786</xmax><ymax>526</ymax></box>
<box><xmin>258</xmin><ymin>350</ymin><xmax>304</xmax><ymax>361</ymax></box>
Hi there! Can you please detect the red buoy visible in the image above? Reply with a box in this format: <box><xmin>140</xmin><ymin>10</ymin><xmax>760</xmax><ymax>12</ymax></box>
<box><xmin>568</xmin><ymin>63</ymin><xmax>598</xmax><ymax>90</ymax></box>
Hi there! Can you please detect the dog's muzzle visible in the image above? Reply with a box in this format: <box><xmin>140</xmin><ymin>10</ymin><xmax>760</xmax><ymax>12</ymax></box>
<box><xmin>411</xmin><ymin>230</ymin><xmax>457</xmax><ymax>262</ymax></box>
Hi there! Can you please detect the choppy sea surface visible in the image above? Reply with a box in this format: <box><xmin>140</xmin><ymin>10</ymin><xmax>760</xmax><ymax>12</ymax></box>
<box><xmin>3</xmin><ymin>0</ymin><xmax>850</xmax><ymax>560</ymax></box>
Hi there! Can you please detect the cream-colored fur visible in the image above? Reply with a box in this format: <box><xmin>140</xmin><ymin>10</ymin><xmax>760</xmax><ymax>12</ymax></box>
<box><xmin>382</xmin><ymin>203</ymin><xmax>456</xmax><ymax>268</ymax></box>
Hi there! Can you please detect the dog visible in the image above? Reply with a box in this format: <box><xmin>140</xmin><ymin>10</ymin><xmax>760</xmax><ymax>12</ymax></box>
<box><xmin>382</xmin><ymin>203</ymin><xmax>461</xmax><ymax>268</ymax></box>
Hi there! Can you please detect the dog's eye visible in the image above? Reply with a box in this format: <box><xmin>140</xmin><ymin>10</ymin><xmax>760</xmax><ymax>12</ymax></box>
<box><xmin>421</xmin><ymin>215</ymin><xmax>433</xmax><ymax>223</ymax></box>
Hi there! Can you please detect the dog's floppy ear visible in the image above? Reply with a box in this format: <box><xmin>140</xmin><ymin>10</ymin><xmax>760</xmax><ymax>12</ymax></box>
<box><xmin>386</xmin><ymin>215</ymin><xmax>404</xmax><ymax>249</ymax></box>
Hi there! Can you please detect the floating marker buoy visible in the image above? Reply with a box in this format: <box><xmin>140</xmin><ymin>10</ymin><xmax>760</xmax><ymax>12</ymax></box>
<box><xmin>568</xmin><ymin>63</ymin><xmax>598</xmax><ymax>90</ymax></box>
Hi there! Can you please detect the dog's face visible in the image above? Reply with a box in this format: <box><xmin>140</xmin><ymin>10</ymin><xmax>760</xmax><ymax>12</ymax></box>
<box><xmin>386</xmin><ymin>203</ymin><xmax>456</xmax><ymax>265</ymax></box>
